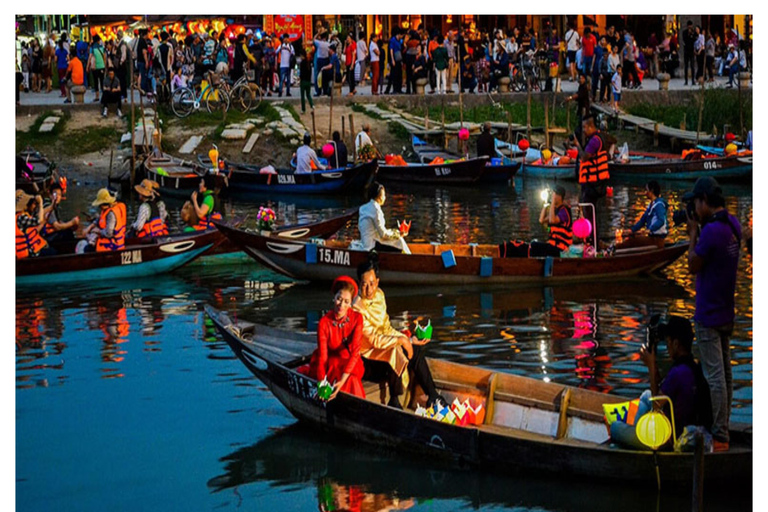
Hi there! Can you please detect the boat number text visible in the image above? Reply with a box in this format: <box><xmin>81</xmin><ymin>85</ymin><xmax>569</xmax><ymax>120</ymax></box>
<box><xmin>702</xmin><ymin>161</ymin><xmax>721</xmax><ymax>170</ymax></box>
<box><xmin>434</xmin><ymin>167</ymin><xmax>452</xmax><ymax>176</ymax></box>
<box><xmin>121</xmin><ymin>250</ymin><xmax>143</xmax><ymax>265</ymax></box>
<box><xmin>278</xmin><ymin>175</ymin><xmax>296</xmax><ymax>184</ymax></box>
<box><xmin>287</xmin><ymin>373</ymin><xmax>315</xmax><ymax>401</ymax></box>
<box><xmin>318</xmin><ymin>248</ymin><xmax>351</xmax><ymax>266</ymax></box>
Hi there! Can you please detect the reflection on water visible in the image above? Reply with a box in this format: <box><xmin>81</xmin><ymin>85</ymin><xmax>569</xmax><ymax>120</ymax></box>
<box><xmin>16</xmin><ymin>177</ymin><xmax>751</xmax><ymax>510</ymax></box>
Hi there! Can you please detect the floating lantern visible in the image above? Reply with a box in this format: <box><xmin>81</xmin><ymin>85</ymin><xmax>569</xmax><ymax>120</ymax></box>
<box><xmin>322</xmin><ymin>143</ymin><xmax>335</xmax><ymax>158</ymax></box>
<box><xmin>573</xmin><ymin>218</ymin><xmax>592</xmax><ymax>239</ymax></box>
<box><xmin>518</xmin><ymin>139</ymin><xmax>530</xmax><ymax>151</ymax></box>
<box><xmin>458</xmin><ymin>127</ymin><xmax>470</xmax><ymax>141</ymax></box>
<box><xmin>606</xmin><ymin>186</ymin><xmax>614</xmax><ymax>197</ymax></box>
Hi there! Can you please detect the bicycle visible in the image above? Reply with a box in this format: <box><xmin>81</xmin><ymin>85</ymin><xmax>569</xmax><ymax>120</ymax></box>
<box><xmin>227</xmin><ymin>74</ymin><xmax>263</xmax><ymax>113</ymax></box>
<box><xmin>171</xmin><ymin>71</ymin><xmax>230</xmax><ymax>118</ymax></box>
<box><xmin>510</xmin><ymin>51</ymin><xmax>542</xmax><ymax>93</ymax></box>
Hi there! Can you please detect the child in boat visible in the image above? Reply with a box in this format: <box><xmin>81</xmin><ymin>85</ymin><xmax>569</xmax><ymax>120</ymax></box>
<box><xmin>299</xmin><ymin>276</ymin><xmax>366</xmax><ymax>401</ymax></box>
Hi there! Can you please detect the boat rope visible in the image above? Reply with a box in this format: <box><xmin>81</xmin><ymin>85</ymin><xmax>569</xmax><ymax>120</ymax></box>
<box><xmin>653</xmin><ymin>451</ymin><xmax>661</xmax><ymax>492</ymax></box>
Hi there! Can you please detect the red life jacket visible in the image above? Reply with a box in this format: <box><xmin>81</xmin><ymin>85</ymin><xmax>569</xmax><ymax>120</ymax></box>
<box><xmin>578</xmin><ymin>132</ymin><xmax>611</xmax><ymax>184</ymax></box>
<box><xmin>15</xmin><ymin>211</ymin><xmax>48</xmax><ymax>259</ymax></box>
<box><xmin>547</xmin><ymin>204</ymin><xmax>573</xmax><ymax>251</ymax></box>
<box><xmin>136</xmin><ymin>201</ymin><xmax>169</xmax><ymax>238</ymax></box>
<box><xmin>96</xmin><ymin>202</ymin><xmax>127</xmax><ymax>252</ymax></box>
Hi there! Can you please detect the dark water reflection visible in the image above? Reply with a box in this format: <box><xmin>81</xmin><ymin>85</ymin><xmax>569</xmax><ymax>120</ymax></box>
<box><xmin>16</xmin><ymin>176</ymin><xmax>752</xmax><ymax>511</ymax></box>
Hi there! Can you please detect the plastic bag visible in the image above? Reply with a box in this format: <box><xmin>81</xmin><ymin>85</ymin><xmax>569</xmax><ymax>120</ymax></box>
<box><xmin>674</xmin><ymin>425</ymin><xmax>714</xmax><ymax>453</ymax></box>
<box><xmin>617</xmin><ymin>142</ymin><xmax>629</xmax><ymax>162</ymax></box>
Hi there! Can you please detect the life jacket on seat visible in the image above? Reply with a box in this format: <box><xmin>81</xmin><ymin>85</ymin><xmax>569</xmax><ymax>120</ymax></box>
<box><xmin>194</xmin><ymin>191</ymin><xmax>223</xmax><ymax>231</ymax></box>
<box><xmin>15</xmin><ymin>212</ymin><xmax>48</xmax><ymax>259</ymax></box>
<box><xmin>547</xmin><ymin>204</ymin><xmax>573</xmax><ymax>251</ymax></box>
<box><xmin>578</xmin><ymin>132</ymin><xmax>611</xmax><ymax>184</ymax></box>
<box><xmin>96</xmin><ymin>202</ymin><xmax>127</xmax><ymax>252</ymax></box>
<box><xmin>136</xmin><ymin>201</ymin><xmax>169</xmax><ymax>238</ymax></box>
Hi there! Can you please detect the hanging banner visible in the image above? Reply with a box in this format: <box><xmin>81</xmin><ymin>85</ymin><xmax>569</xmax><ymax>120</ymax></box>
<box><xmin>274</xmin><ymin>15</ymin><xmax>304</xmax><ymax>41</ymax></box>
<box><xmin>264</xmin><ymin>15</ymin><xmax>274</xmax><ymax>36</ymax></box>
<box><xmin>304</xmin><ymin>15</ymin><xmax>313</xmax><ymax>40</ymax></box>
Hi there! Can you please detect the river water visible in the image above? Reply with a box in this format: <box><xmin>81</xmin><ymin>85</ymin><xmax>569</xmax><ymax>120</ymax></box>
<box><xmin>16</xmin><ymin>173</ymin><xmax>752</xmax><ymax>511</ymax></box>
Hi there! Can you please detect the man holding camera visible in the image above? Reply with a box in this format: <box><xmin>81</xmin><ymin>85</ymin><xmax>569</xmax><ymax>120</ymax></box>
<box><xmin>684</xmin><ymin>176</ymin><xmax>741</xmax><ymax>452</ymax></box>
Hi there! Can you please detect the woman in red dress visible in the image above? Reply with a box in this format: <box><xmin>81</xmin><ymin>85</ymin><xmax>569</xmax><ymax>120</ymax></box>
<box><xmin>306</xmin><ymin>276</ymin><xmax>366</xmax><ymax>400</ymax></box>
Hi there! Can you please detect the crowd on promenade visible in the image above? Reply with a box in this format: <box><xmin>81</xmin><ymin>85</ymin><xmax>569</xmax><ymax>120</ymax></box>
<box><xmin>16</xmin><ymin>19</ymin><xmax>752</xmax><ymax>109</ymax></box>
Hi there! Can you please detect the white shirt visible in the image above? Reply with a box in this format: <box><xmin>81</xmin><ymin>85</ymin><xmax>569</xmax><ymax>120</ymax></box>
<box><xmin>279</xmin><ymin>43</ymin><xmax>294</xmax><ymax>69</ymax></box>
<box><xmin>355</xmin><ymin>130</ymin><xmax>373</xmax><ymax>155</ymax></box>
<box><xmin>295</xmin><ymin>145</ymin><xmax>325</xmax><ymax>173</ymax></box>
<box><xmin>369</xmin><ymin>40</ymin><xmax>380</xmax><ymax>63</ymax></box>
<box><xmin>357</xmin><ymin>200</ymin><xmax>402</xmax><ymax>251</ymax></box>
<box><xmin>356</xmin><ymin>39</ymin><xmax>368</xmax><ymax>62</ymax></box>
<box><xmin>565</xmin><ymin>29</ymin><xmax>581</xmax><ymax>51</ymax></box>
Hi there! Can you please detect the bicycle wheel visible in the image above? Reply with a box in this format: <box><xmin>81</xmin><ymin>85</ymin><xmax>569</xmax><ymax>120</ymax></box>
<box><xmin>229</xmin><ymin>84</ymin><xmax>253</xmax><ymax>113</ymax></box>
<box><xmin>156</xmin><ymin>81</ymin><xmax>171</xmax><ymax>105</ymax></box>
<box><xmin>171</xmin><ymin>88</ymin><xmax>195</xmax><ymax>118</ymax></box>
<box><xmin>248</xmin><ymin>84</ymin><xmax>263</xmax><ymax>110</ymax></box>
<box><xmin>205</xmin><ymin>85</ymin><xmax>230</xmax><ymax>114</ymax></box>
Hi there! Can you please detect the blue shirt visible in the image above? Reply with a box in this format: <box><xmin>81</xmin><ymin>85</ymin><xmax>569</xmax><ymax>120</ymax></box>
<box><xmin>694</xmin><ymin>211</ymin><xmax>741</xmax><ymax>327</ymax></box>
<box><xmin>632</xmin><ymin>197</ymin><xmax>668</xmax><ymax>235</ymax></box>
<box><xmin>389</xmin><ymin>37</ymin><xmax>401</xmax><ymax>63</ymax></box>
<box><xmin>55</xmin><ymin>47</ymin><xmax>68</xmax><ymax>69</ymax></box>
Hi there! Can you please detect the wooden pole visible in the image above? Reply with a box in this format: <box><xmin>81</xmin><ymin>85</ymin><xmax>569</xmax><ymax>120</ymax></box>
<box><xmin>328</xmin><ymin>79</ymin><xmax>334</xmax><ymax>140</ymax></box>
<box><xmin>441</xmin><ymin>98</ymin><xmax>447</xmax><ymax>150</ymax></box>
<box><xmin>691</xmin><ymin>431</ymin><xmax>705</xmax><ymax>512</ymax></box>
<box><xmin>349</xmin><ymin>113</ymin><xmax>355</xmax><ymax>140</ymax></box>
<box><xmin>108</xmin><ymin>147</ymin><xmax>114</xmax><ymax>180</ymax></box>
<box><xmin>544</xmin><ymin>95</ymin><xmax>550</xmax><ymax>148</ymax></box>
<box><xmin>458</xmin><ymin>42</ymin><xmax>464</xmax><ymax>127</ymax></box>
<box><xmin>425</xmin><ymin>96</ymin><xmax>429</xmax><ymax>130</ymax></box>
<box><xmin>154</xmin><ymin>102</ymin><xmax>161</xmax><ymax>154</ymax></box>
<box><xmin>341</xmin><ymin>115</ymin><xmax>345</xmax><ymax>139</ymax></box>
<box><xmin>696</xmin><ymin>80</ymin><xmax>704</xmax><ymax>145</ymax></box>
<box><xmin>139</xmin><ymin>92</ymin><xmax>150</xmax><ymax>155</ymax></box>
<box><xmin>507</xmin><ymin>110</ymin><xmax>512</xmax><ymax>143</ymax></box>
<box><xmin>130</xmin><ymin>59</ymin><xmax>136</xmax><ymax>188</ymax></box>
<box><xmin>526</xmin><ymin>85</ymin><xmax>532</xmax><ymax>141</ymax></box>
<box><xmin>311</xmin><ymin>109</ymin><xmax>317</xmax><ymax>147</ymax></box>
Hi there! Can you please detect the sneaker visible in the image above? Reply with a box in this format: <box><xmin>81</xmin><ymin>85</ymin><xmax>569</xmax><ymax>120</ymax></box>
<box><xmin>713</xmin><ymin>440</ymin><xmax>730</xmax><ymax>452</ymax></box>
<box><xmin>63</xmin><ymin>99</ymin><xmax>71</xmax><ymax>104</ymax></box>
<box><xmin>117</xmin><ymin>109</ymin><xmax>123</xmax><ymax>118</ymax></box>
<box><xmin>102</xmin><ymin>108</ymin><xmax>108</xmax><ymax>117</ymax></box>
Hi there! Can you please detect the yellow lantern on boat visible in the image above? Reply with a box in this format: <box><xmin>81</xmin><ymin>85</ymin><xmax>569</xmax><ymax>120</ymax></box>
<box><xmin>208</xmin><ymin>146</ymin><xmax>219</xmax><ymax>172</ymax></box>
<box><xmin>636</xmin><ymin>396</ymin><xmax>676</xmax><ymax>450</ymax></box>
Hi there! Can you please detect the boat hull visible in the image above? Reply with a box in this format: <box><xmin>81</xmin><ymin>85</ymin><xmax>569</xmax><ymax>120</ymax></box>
<box><xmin>226</xmin><ymin>161</ymin><xmax>378</xmax><ymax>195</ymax></box>
<box><xmin>378</xmin><ymin>157</ymin><xmax>517</xmax><ymax>185</ymax></box>
<box><xmin>519</xmin><ymin>162</ymin><xmax>577</xmax><ymax>180</ymax></box>
<box><xmin>609</xmin><ymin>155</ymin><xmax>752</xmax><ymax>181</ymax></box>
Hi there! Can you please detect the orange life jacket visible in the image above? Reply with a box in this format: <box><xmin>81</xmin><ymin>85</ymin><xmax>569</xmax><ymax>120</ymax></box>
<box><xmin>547</xmin><ymin>205</ymin><xmax>573</xmax><ymax>251</ymax></box>
<box><xmin>136</xmin><ymin>201</ymin><xmax>169</xmax><ymax>238</ymax></box>
<box><xmin>15</xmin><ymin>211</ymin><xmax>48</xmax><ymax>258</ymax></box>
<box><xmin>96</xmin><ymin>202</ymin><xmax>127</xmax><ymax>252</ymax></box>
<box><xmin>194</xmin><ymin>191</ymin><xmax>222</xmax><ymax>230</ymax></box>
<box><xmin>578</xmin><ymin>132</ymin><xmax>611</xmax><ymax>184</ymax></box>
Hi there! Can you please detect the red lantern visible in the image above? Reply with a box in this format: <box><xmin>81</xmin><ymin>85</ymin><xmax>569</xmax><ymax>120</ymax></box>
<box><xmin>567</xmin><ymin>148</ymin><xmax>578</xmax><ymax>159</ymax></box>
<box><xmin>458</xmin><ymin>128</ymin><xmax>470</xmax><ymax>141</ymax></box>
<box><xmin>573</xmin><ymin>218</ymin><xmax>592</xmax><ymax>239</ymax></box>
<box><xmin>518</xmin><ymin>139</ymin><xmax>530</xmax><ymax>151</ymax></box>
<box><xmin>322</xmin><ymin>143</ymin><xmax>335</xmax><ymax>158</ymax></box>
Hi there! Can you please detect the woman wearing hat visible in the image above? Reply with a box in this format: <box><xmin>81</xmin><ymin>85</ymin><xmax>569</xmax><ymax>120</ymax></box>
<box><xmin>299</xmin><ymin>276</ymin><xmax>366</xmax><ymax>401</ymax></box>
<box><xmin>132</xmin><ymin>179</ymin><xmax>168</xmax><ymax>240</ymax></box>
<box><xmin>82</xmin><ymin>188</ymin><xmax>127</xmax><ymax>252</ymax></box>
<box><xmin>15</xmin><ymin>190</ymin><xmax>55</xmax><ymax>258</ymax></box>
<box><xmin>190</xmin><ymin>174</ymin><xmax>223</xmax><ymax>230</ymax></box>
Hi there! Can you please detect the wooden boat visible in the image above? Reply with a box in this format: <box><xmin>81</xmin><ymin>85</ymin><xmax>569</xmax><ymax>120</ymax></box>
<box><xmin>608</xmin><ymin>153</ymin><xmax>752</xmax><ymax>181</ymax></box>
<box><xmin>377</xmin><ymin>135</ymin><xmax>518</xmax><ymax>185</ymax></box>
<box><xmin>214</xmin><ymin>158</ymin><xmax>377</xmax><ymax>196</ymax></box>
<box><xmin>143</xmin><ymin>153</ymin><xmax>228</xmax><ymax>198</ymax></box>
<box><xmin>16</xmin><ymin>148</ymin><xmax>60</xmax><ymax>194</ymax></box>
<box><xmin>214</xmin><ymin>224</ymin><xmax>688</xmax><ymax>286</ymax></box>
<box><xmin>519</xmin><ymin>160</ymin><xmax>577</xmax><ymax>180</ymax></box>
<box><xmin>205</xmin><ymin>304</ymin><xmax>752</xmax><ymax>485</ymax></box>
<box><xmin>16</xmin><ymin>229</ymin><xmax>222</xmax><ymax>286</ymax></box>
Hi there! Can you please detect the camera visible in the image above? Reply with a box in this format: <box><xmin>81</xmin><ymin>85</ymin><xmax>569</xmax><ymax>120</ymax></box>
<box><xmin>568</xmin><ymin>133</ymin><xmax>576</xmax><ymax>142</ymax></box>
<box><xmin>644</xmin><ymin>314</ymin><xmax>663</xmax><ymax>354</ymax></box>
<box><xmin>672</xmin><ymin>199</ymin><xmax>697</xmax><ymax>226</ymax></box>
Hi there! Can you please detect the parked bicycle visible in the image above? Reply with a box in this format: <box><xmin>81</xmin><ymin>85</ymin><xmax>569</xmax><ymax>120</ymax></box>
<box><xmin>171</xmin><ymin>71</ymin><xmax>230</xmax><ymax>118</ymax></box>
<box><xmin>226</xmin><ymin>73</ymin><xmax>263</xmax><ymax>113</ymax></box>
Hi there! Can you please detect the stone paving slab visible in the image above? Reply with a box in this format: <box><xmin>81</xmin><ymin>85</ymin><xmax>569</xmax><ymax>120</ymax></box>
<box><xmin>179</xmin><ymin>135</ymin><xmax>203</xmax><ymax>154</ymax></box>
<box><xmin>221</xmin><ymin>128</ymin><xmax>248</xmax><ymax>140</ymax></box>
<box><xmin>242</xmin><ymin>133</ymin><xmax>260</xmax><ymax>153</ymax></box>
<box><xmin>39</xmin><ymin>123</ymin><xmax>55</xmax><ymax>133</ymax></box>
<box><xmin>43</xmin><ymin>117</ymin><xmax>60</xmax><ymax>124</ymax></box>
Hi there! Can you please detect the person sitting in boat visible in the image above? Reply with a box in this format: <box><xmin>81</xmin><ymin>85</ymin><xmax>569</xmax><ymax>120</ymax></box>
<box><xmin>16</xmin><ymin>190</ymin><xmax>56</xmax><ymax>258</ymax></box>
<box><xmin>353</xmin><ymin>183</ymin><xmax>411</xmax><ymax>254</ymax></box>
<box><xmin>328</xmin><ymin>131</ymin><xmax>348</xmax><ymax>168</ymax></box>
<box><xmin>295</xmin><ymin>132</ymin><xmax>327</xmax><ymax>174</ymax></box>
<box><xmin>476</xmin><ymin>122</ymin><xmax>496</xmax><ymax>160</ymax></box>
<box><xmin>299</xmin><ymin>276</ymin><xmax>366</xmax><ymax>401</ymax></box>
<box><xmin>354</xmin><ymin>257</ymin><xmax>447</xmax><ymax>410</ymax></box>
<box><xmin>131</xmin><ymin>179</ymin><xmax>169</xmax><ymax>240</ymax></box>
<box><xmin>81</xmin><ymin>188</ymin><xmax>127</xmax><ymax>253</ymax></box>
<box><xmin>498</xmin><ymin>186</ymin><xmax>573</xmax><ymax>258</ymax></box>
<box><xmin>531</xmin><ymin>148</ymin><xmax>578</xmax><ymax>166</ymax></box>
<box><xmin>180</xmin><ymin>201</ymin><xmax>199</xmax><ymax>233</ymax></box>
<box><xmin>190</xmin><ymin>174</ymin><xmax>223</xmax><ymax>230</ymax></box>
<box><xmin>355</xmin><ymin>123</ymin><xmax>381</xmax><ymax>161</ymax></box>
<box><xmin>40</xmin><ymin>182</ymin><xmax>79</xmax><ymax>244</ymax></box>
<box><xmin>619</xmin><ymin>180</ymin><xmax>668</xmax><ymax>249</ymax></box>
<box><xmin>723</xmin><ymin>143</ymin><xmax>752</xmax><ymax>158</ymax></box>
<box><xmin>611</xmin><ymin>315</ymin><xmax>711</xmax><ymax>450</ymax></box>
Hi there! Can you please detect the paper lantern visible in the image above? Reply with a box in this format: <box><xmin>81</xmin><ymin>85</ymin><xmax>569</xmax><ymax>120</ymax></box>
<box><xmin>541</xmin><ymin>149</ymin><xmax>552</xmax><ymax>161</ymax></box>
<box><xmin>725</xmin><ymin>143</ymin><xmax>738</xmax><ymax>155</ymax></box>
<box><xmin>322</xmin><ymin>143</ymin><xmax>335</xmax><ymax>158</ymax></box>
<box><xmin>724</xmin><ymin>132</ymin><xmax>737</xmax><ymax>142</ymax></box>
<box><xmin>208</xmin><ymin>147</ymin><xmax>219</xmax><ymax>167</ymax></box>
<box><xmin>567</xmin><ymin>148</ymin><xmax>578</xmax><ymax>159</ymax></box>
<box><xmin>415</xmin><ymin>320</ymin><xmax>432</xmax><ymax>340</ymax></box>
<box><xmin>518</xmin><ymin>139</ymin><xmax>530</xmax><ymax>151</ymax></box>
<box><xmin>636</xmin><ymin>410</ymin><xmax>672</xmax><ymax>450</ymax></box>
<box><xmin>458</xmin><ymin>127</ymin><xmax>470</xmax><ymax>141</ymax></box>
<box><xmin>573</xmin><ymin>218</ymin><xmax>592</xmax><ymax>239</ymax></box>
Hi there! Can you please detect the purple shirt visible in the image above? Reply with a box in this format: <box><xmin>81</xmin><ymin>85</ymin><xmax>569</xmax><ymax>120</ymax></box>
<box><xmin>584</xmin><ymin>132</ymin><xmax>603</xmax><ymax>155</ymax></box>
<box><xmin>693</xmin><ymin>211</ymin><xmax>741</xmax><ymax>327</ymax></box>
<box><xmin>660</xmin><ymin>356</ymin><xmax>699</xmax><ymax>435</ymax></box>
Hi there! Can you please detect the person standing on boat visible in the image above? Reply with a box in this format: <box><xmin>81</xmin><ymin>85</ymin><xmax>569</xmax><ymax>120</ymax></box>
<box><xmin>329</xmin><ymin>131</ymin><xmax>348</xmax><ymax>168</ymax></box>
<box><xmin>573</xmin><ymin>115</ymin><xmax>615</xmax><ymax>243</ymax></box>
<box><xmin>191</xmin><ymin>174</ymin><xmax>223</xmax><ymax>230</ymax></box>
<box><xmin>356</xmin><ymin>183</ymin><xmax>410</xmax><ymax>254</ymax></box>
<box><xmin>684</xmin><ymin>177</ymin><xmax>741</xmax><ymax>452</ymax></box>
<box><xmin>16</xmin><ymin>190</ymin><xmax>56</xmax><ymax>258</ymax></box>
<box><xmin>353</xmin><ymin>258</ymin><xmax>447</xmax><ymax>410</ymax></box>
<box><xmin>82</xmin><ymin>188</ymin><xmax>127</xmax><ymax>253</ymax></box>
<box><xmin>132</xmin><ymin>180</ymin><xmax>169</xmax><ymax>240</ymax></box>
<box><xmin>295</xmin><ymin>132</ymin><xmax>327</xmax><ymax>174</ymax></box>
<box><xmin>300</xmin><ymin>276</ymin><xmax>366</xmax><ymax>401</ymax></box>
<box><xmin>619</xmin><ymin>180</ymin><xmax>668</xmax><ymax>249</ymax></box>
<box><xmin>40</xmin><ymin>182</ymin><xmax>79</xmax><ymax>244</ymax></box>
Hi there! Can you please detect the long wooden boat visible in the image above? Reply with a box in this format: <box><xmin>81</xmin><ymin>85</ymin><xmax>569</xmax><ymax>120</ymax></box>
<box><xmin>519</xmin><ymin>160</ymin><xmax>577</xmax><ymax>180</ymax></box>
<box><xmin>378</xmin><ymin>156</ymin><xmax>518</xmax><ymax>185</ymax></box>
<box><xmin>217</xmin><ymin>159</ymin><xmax>377</xmax><ymax>196</ymax></box>
<box><xmin>16</xmin><ymin>148</ymin><xmax>60</xmax><ymax>194</ymax></box>
<box><xmin>16</xmin><ymin>229</ymin><xmax>222</xmax><ymax>286</ymax></box>
<box><xmin>608</xmin><ymin>153</ymin><xmax>752</xmax><ymax>181</ymax></box>
<box><xmin>143</xmin><ymin>153</ymin><xmax>228</xmax><ymax>198</ymax></box>
<box><xmin>214</xmin><ymin>224</ymin><xmax>688</xmax><ymax>286</ymax></box>
<box><xmin>205</xmin><ymin>304</ymin><xmax>751</xmax><ymax>485</ymax></box>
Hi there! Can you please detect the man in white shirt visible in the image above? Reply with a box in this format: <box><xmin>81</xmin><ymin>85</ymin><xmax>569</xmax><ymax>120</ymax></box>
<box><xmin>295</xmin><ymin>133</ymin><xmax>326</xmax><ymax>173</ymax></box>
<box><xmin>278</xmin><ymin>34</ymin><xmax>295</xmax><ymax>97</ymax></box>
<box><xmin>356</xmin><ymin>34</ymin><xmax>369</xmax><ymax>86</ymax></box>
<box><xmin>355</xmin><ymin>123</ymin><xmax>379</xmax><ymax>159</ymax></box>
<box><xmin>565</xmin><ymin>24</ymin><xmax>581</xmax><ymax>81</ymax></box>
<box><xmin>369</xmin><ymin>37</ymin><xmax>380</xmax><ymax>95</ymax></box>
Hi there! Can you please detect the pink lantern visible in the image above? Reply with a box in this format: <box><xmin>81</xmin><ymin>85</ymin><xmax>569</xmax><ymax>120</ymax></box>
<box><xmin>458</xmin><ymin>128</ymin><xmax>470</xmax><ymax>141</ymax></box>
<box><xmin>573</xmin><ymin>218</ymin><xmax>592</xmax><ymax>239</ymax></box>
<box><xmin>518</xmin><ymin>139</ymin><xmax>530</xmax><ymax>151</ymax></box>
<box><xmin>322</xmin><ymin>143</ymin><xmax>334</xmax><ymax>158</ymax></box>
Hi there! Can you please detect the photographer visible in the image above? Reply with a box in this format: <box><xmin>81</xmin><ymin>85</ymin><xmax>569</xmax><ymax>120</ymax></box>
<box><xmin>684</xmin><ymin>176</ymin><xmax>741</xmax><ymax>452</ymax></box>
<box><xmin>611</xmin><ymin>315</ymin><xmax>711</xmax><ymax>449</ymax></box>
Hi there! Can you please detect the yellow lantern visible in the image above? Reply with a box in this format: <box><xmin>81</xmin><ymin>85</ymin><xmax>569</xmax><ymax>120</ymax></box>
<box><xmin>208</xmin><ymin>145</ymin><xmax>219</xmax><ymax>172</ymax></box>
<box><xmin>635</xmin><ymin>396</ymin><xmax>676</xmax><ymax>450</ymax></box>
